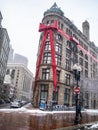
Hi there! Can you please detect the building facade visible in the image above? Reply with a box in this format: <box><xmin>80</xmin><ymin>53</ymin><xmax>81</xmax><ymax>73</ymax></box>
<box><xmin>0</xmin><ymin>12</ymin><xmax>10</xmax><ymax>100</ymax></box>
<box><xmin>7</xmin><ymin>44</ymin><xmax>14</xmax><ymax>63</ymax></box>
<box><xmin>5</xmin><ymin>63</ymin><xmax>34</xmax><ymax>101</ymax></box>
<box><xmin>14</xmin><ymin>53</ymin><xmax>28</xmax><ymax>67</ymax></box>
<box><xmin>34</xmin><ymin>3</ymin><xmax>98</xmax><ymax>108</ymax></box>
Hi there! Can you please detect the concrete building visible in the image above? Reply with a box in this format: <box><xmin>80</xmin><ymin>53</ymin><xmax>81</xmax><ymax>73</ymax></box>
<box><xmin>0</xmin><ymin>11</ymin><xmax>10</xmax><ymax>99</ymax></box>
<box><xmin>34</xmin><ymin>3</ymin><xmax>98</xmax><ymax>108</ymax></box>
<box><xmin>14</xmin><ymin>53</ymin><xmax>28</xmax><ymax>67</ymax></box>
<box><xmin>5</xmin><ymin>63</ymin><xmax>34</xmax><ymax>101</ymax></box>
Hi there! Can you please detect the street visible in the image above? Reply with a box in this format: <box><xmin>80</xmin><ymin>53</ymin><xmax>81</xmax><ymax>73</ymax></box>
<box><xmin>0</xmin><ymin>104</ymin><xmax>98</xmax><ymax>130</ymax></box>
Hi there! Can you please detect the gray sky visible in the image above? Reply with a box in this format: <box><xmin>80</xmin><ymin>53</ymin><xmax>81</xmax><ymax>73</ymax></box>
<box><xmin>0</xmin><ymin>0</ymin><xmax>98</xmax><ymax>75</ymax></box>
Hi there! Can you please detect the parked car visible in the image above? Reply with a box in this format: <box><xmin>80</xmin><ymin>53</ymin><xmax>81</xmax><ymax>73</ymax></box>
<box><xmin>10</xmin><ymin>101</ymin><xmax>21</xmax><ymax>108</ymax></box>
<box><xmin>21</xmin><ymin>100</ymin><xmax>27</xmax><ymax>106</ymax></box>
<box><xmin>4</xmin><ymin>99</ymin><xmax>10</xmax><ymax>103</ymax></box>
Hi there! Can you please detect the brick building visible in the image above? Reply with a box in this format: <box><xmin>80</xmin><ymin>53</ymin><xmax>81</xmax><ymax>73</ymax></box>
<box><xmin>34</xmin><ymin>3</ymin><xmax>98</xmax><ymax>108</ymax></box>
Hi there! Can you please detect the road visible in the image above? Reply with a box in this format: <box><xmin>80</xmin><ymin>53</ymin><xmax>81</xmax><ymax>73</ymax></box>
<box><xmin>0</xmin><ymin>104</ymin><xmax>98</xmax><ymax>130</ymax></box>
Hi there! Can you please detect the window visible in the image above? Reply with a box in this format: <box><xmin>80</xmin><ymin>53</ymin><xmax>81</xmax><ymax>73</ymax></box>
<box><xmin>11</xmin><ymin>69</ymin><xmax>15</xmax><ymax>79</ymax></box>
<box><xmin>66</xmin><ymin>28</ymin><xmax>72</xmax><ymax>37</ymax></box>
<box><xmin>65</xmin><ymin>73</ymin><xmax>70</xmax><ymax>86</ymax></box>
<box><xmin>79</xmin><ymin>50</ymin><xmax>83</xmax><ymax>57</ymax></box>
<box><xmin>93</xmin><ymin>70</ymin><xmax>95</xmax><ymax>78</ymax></box>
<box><xmin>66</xmin><ymin>48</ymin><xmax>71</xmax><ymax>58</ymax></box>
<box><xmin>79</xmin><ymin>58</ymin><xmax>83</xmax><ymax>66</ymax></box>
<box><xmin>43</xmin><ymin>52</ymin><xmax>51</xmax><ymax>64</ymax></box>
<box><xmin>84</xmin><ymin>44</ymin><xmax>88</xmax><ymax>51</ymax></box>
<box><xmin>45</xmin><ymin>41</ymin><xmax>51</xmax><ymax>51</ymax></box>
<box><xmin>65</xmin><ymin>59</ymin><xmax>71</xmax><ymax>71</ymax></box>
<box><xmin>73</xmin><ymin>54</ymin><xmax>78</xmax><ymax>64</ymax></box>
<box><xmin>79</xmin><ymin>39</ymin><xmax>83</xmax><ymax>47</ymax></box>
<box><xmin>85</xmin><ymin>61</ymin><xmax>88</xmax><ymax>69</ymax></box>
<box><xmin>66</xmin><ymin>40</ymin><xmax>72</xmax><ymax>49</ymax></box>
<box><xmin>85</xmin><ymin>54</ymin><xmax>88</xmax><ymax>60</ymax></box>
<box><xmin>85</xmin><ymin>70</ymin><xmax>88</xmax><ymax>77</ymax></box>
<box><xmin>93</xmin><ymin>63</ymin><xmax>95</xmax><ymax>70</ymax></box>
<box><xmin>73</xmin><ymin>45</ymin><xmax>78</xmax><ymax>53</ymax></box>
<box><xmin>52</xmin><ymin>87</ymin><xmax>59</xmax><ymax>103</ymax></box>
<box><xmin>42</xmin><ymin>68</ymin><xmax>50</xmax><ymax>80</ymax></box>
<box><xmin>85</xmin><ymin>92</ymin><xmax>89</xmax><ymax>107</ymax></box>
<box><xmin>55</xmin><ymin>54</ymin><xmax>61</xmax><ymax>66</ymax></box>
<box><xmin>64</xmin><ymin>88</ymin><xmax>70</xmax><ymax>105</ymax></box>
<box><xmin>51</xmin><ymin>20</ymin><xmax>54</xmax><ymax>24</ymax></box>
<box><xmin>72</xmin><ymin>94</ymin><xmax>75</xmax><ymax>105</ymax></box>
<box><xmin>55</xmin><ymin>34</ymin><xmax>63</xmax><ymax>42</ymax></box>
<box><xmin>6</xmin><ymin>69</ymin><xmax>10</xmax><ymax>74</ymax></box>
<box><xmin>55</xmin><ymin>43</ymin><xmax>62</xmax><ymax>54</ymax></box>
<box><xmin>61</xmin><ymin>23</ymin><xmax>63</xmax><ymax>30</ymax></box>
<box><xmin>56</xmin><ymin>70</ymin><xmax>60</xmax><ymax>81</ymax></box>
<box><xmin>46</xmin><ymin>20</ymin><xmax>50</xmax><ymax>25</ymax></box>
<box><xmin>73</xmin><ymin>34</ymin><xmax>78</xmax><ymax>40</ymax></box>
<box><xmin>40</xmin><ymin>84</ymin><xmax>48</xmax><ymax>100</ymax></box>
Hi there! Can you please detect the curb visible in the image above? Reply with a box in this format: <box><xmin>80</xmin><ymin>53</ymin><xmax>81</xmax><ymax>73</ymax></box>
<box><xmin>53</xmin><ymin>121</ymin><xmax>98</xmax><ymax>130</ymax></box>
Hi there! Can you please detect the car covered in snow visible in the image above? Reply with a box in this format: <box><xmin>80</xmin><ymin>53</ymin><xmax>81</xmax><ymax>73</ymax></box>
<box><xmin>10</xmin><ymin>101</ymin><xmax>21</xmax><ymax>108</ymax></box>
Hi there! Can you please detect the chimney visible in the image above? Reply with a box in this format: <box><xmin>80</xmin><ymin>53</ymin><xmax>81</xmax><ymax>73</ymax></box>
<box><xmin>82</xmin><ymin>20</ymin><xmax>90</xmax><ymax>41</ymax></box>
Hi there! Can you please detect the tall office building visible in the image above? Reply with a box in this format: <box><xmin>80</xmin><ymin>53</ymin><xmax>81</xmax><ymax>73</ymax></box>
<box><xmin>0</xmin><ymin>12</ymin><xmax>10</xmax><ymax>99</ymax></box>
<box><xmin>14</xmin><ymin>53</ymin><xmax>28</xmax><ymax>67</ymax></box>
<box><xmin>34</xmin><ymin>3</ymin><xmax>98</xmax><ymax>108</ymax></box>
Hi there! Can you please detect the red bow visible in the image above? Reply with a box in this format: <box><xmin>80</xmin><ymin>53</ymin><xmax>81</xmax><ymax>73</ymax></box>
<box><xmin>39</xmin><ymin>20</ymin><xmax>58</xmax><ymax>32</ymax></box>
<box><xmin>34</xmin><ymin>20</ymin><xmax>98</xmax><ymax>92</ymax></box>
<box><xmin>35</xmin><ymin>21</ymin><xmax>58</xmax><ymax>92</ymax></box>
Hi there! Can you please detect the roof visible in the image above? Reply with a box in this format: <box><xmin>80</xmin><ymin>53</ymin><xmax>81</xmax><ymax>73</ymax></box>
<box><xmin>44</xmin><ymin>2</ymin><xmax>64</xmax><ymax>16</ymax></box>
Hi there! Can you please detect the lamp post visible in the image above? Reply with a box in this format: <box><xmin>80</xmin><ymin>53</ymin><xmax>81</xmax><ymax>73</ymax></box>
<box><xmin>72</xmin><ymin>63</ymin><xmax>82</xmax><ymax>125</ymax></box>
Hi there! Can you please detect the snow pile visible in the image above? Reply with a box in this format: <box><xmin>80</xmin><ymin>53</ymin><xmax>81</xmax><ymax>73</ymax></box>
<box><xmin>85</xmin><ymin>109</ymin><xmax>98</xmax><ymax>115</ymax></box>
<box><xmin>90</xmin><ymin>123</ymin><xmax>98</xmax><ymax>128</ymax></box>
<box><xmin>0</xmin><ymin>107</ymin><xmax>76</xmax><ymax>114</ymax></box>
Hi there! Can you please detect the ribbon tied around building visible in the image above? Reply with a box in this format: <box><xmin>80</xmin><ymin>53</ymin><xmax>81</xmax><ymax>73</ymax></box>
<box><xmin>34</xmin><ymin>20</ymin><xmax>98</xmax><ymax>92</ymax></box>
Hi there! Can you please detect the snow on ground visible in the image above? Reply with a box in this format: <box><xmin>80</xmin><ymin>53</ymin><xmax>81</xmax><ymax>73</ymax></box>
<box><xmin>0</xmin><ymin>104</ymin><xmax>76</xmax><ymax>114</ymax></box>
<box><xmin>90</xmin><ymin>123</ymin><xmax>98</xmax><ymax>128</ymax></box>
<box><xmin>85</xmin><ymin>109</ymin><xmax>98</xmax><ymax>115</ymax></box>
<box><xmin>0</xmin><ymin>103</ymin><xmax>98</xmax><ymax>115</ymax></box>
<box><xmin>0</xmin><ymin>104</ymin><xmax>98</xmax><ymax>128</ymax></box>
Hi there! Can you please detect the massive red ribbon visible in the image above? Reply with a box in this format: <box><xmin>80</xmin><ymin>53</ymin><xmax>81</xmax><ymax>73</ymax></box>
<box><xmin>34</xmin><ymin>20</ymin><xmax>98</xmax><ymax>92</ymax></box>
<box><xmin>35</xmin><ymin>21</ymin><xmax>58</xmax><ymax>92</ymax></box>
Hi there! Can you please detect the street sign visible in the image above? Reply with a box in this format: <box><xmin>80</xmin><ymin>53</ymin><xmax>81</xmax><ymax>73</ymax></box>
<box><xmin>74</xmin><ymin>87</ymin><xmax>80</xmax><ymax>94</ymax></box>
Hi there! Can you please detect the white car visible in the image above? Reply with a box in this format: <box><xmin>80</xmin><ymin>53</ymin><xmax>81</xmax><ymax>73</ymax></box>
<box><xmin>10</xmin><ymin>101</ymin><xmax>21</xmax><ymax>108</ymax></box>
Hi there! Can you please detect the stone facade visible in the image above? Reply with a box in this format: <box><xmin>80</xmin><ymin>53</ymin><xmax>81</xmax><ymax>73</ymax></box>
<box><xmin>5</xmin><ymin>63</ymin><xmax>34</xmax><ymax>101</ymax></box>
<box><xmin>34</xmin><ymin>3</ymin><xmax>98</xmax><ymax>108</ymax></box>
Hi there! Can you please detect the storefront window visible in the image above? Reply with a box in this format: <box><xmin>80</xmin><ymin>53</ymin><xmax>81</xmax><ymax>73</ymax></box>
<box><xmin>64</xmin><ymin>88</ymin><xmax>70</xmax><ymax>105</ymax></box>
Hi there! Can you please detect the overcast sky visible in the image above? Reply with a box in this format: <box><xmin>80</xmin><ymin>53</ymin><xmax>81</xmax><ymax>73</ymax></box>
<box><xmin>0</xmin><ymin>0</ymin><xmax>98</xmax><ymax>75</ymax></box>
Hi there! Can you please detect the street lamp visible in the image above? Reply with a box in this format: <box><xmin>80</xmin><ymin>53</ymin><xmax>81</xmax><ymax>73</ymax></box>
<box><xmin>72</xmin><ymin>63</ymin><xmax>82</xmax><ymax>125</ymax></box>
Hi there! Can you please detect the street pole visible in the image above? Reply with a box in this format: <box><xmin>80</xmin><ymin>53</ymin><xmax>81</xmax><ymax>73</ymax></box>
<box><xmin>72</xmin><ymin>64</ymin><xmax>82</xmax><ymax>125</ymax></box>
<box><xmin>74</xmin><ymin>78</ymin><xmax>79</xmax><ymax>125</ymax></box>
